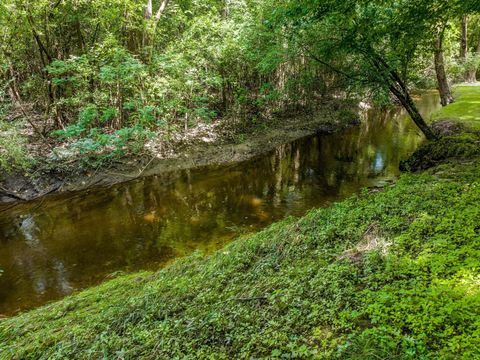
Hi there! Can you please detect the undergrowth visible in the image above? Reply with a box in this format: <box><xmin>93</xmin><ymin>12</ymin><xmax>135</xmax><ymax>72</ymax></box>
<box><xmin>0</xmin><ymin>120</ymin><xmax>34</xmax><ymax>174</ymax></box>
<box><xmin>1</xmin><ymin>158</ymin><xmax>479</xmax><ymax>359</ymax></box>
<box><xmin>400</xmin><ymin>132</ymin><xmax>480</xmax><ymax>171</ymax></box>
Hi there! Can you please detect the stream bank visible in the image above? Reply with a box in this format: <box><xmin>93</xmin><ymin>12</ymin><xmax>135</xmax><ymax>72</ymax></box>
<box><xmin>0</xmin><ymin>103</ymin><xmax>359</xmax><ymax>205</ymax></box>
<box><xmin>0</xmin><ymin>92</ymin><xmax>439</xmax><ymax>316</ymax></box>
<box><xmin>1</xmin><ymin>89</ymin><xmax>479</xmax><ymax>358</ymax></box>
<box><xmin>1</xmin><ymin>150</ymin><xmax>479</xmax><ymax>359</ymax></box>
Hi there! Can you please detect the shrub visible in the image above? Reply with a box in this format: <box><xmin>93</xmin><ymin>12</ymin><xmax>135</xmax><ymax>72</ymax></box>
<box><xmin>0</xmin><ymin>120</ymin><xmax>33</xmax><ymax>174</ymax></box>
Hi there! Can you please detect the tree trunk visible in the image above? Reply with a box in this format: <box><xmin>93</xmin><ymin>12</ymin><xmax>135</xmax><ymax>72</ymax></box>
<box><xmin>381</xmin><ymin>63</ymin><xmax>437</xmax><ymax>140</ymax></box>
<box><xmin>7</xmin><ymin>64</ymin><xmax>21</xmax><ymax>104</ymax></box>
<box><xmin>466</xmin><ymin>69</ymin><xmax>477</xmax><ymax>83</ymax></box>
<box><xmin>152</xmin><ymin>0</ymin><xmax>169</xmax><ymax>33</ymax></box>
<box><xmin>460</xmin><ymin>15</ymin><xmax>468</xmax><ymax>61</ymax></box>
<box><xmin>466</xmin><ymin>37</ymin><xmax>480</xmax><ymax>83</ymax></box>
<box><xmin>143</xmin><ymin>0</ymin><xmax>168</xmax><ymax>52</ymax></box>
<box><xmin>312</xmin><ymin>48</ymin><xmax>437</xmax><ymax>140</ymax></box>
<box><xmin>144</xmin><ymin>0</ymin><xmax>153</xmax><ymax>19</ymax></box>
<box><xmin>460</xmin><ymin>15</ymin><xmax>473</xmax><ymax>82</ymax></box>
<box><xmin>434</xmin><ymin>27</ymin><xmax>454</xmax><ymax>106</ymax></box>
<box><xmin>389</xmin><ymin>85</ymin><xmax>437</xmax><ymax>140</ymax></box>
<box><xmin>154</xmin><ymin>0</ymin><xmax>169</xmax><ymax>23</ymax></box>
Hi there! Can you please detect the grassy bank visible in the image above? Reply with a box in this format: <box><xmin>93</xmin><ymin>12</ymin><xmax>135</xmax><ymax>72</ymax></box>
<box><xmin>1</xmin><ymin>160</ymin><xmax>480</xmax><ymax>358</ymax></box>
<box><xmin>1</xmin><ymin>89</ymin><xmax>480</xmax><ymax>359</ymax></box>
<box><xmin>432</xmin><ymin>84</ymin><xmax>480</xmax><ymax>130</ymax></box>
<box><xmin>401</xmin><ymin>85</ymin><xmax>480</xmax><ymax>172</ymax></box>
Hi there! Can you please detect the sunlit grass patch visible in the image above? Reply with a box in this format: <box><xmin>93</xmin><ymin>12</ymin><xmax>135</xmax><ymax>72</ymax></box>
<box><xmin>432</xmin><ymin>84</ymin><xmax>480</xmax><ymax>130</ymax></box>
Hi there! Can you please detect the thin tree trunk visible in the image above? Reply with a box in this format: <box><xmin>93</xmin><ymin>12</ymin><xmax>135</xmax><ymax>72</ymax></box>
<box><xmin>434</xmin><ymin>27</ymin><xmax>454</xmax><ymax>106</ymax></box>
<box><xmin>143</xmin><ymin>0</ymin><xmax>153</xmax><ymax>47</ymax></box>
<box><xmin>460</xmin><ymin>15</ymin><xmax>473</xmax><ymax>82</ymax></box>
<box><xmin>310</xmin><ymin>48</ymin><xmax>437</xmax><ymax>140</ymax></box>
<box><xmin>144</xmin><ymin>0</ymin><xmax>153</xmax><ymax>19</ymax></box>
<box><xmin>460</xmin><ymin>15</ymin><xmax>468</xmax><ymax>61</ymax></box>
<box><xmin>143</xmin><ymin>0</ymin><xmax>168</xmax><ymax>52</ymax></box>
<box><xmin>372</xmin><ymin>56</ymin><xmax>438</xmax><ymax>140</ymax></box>
<box><xmin>154</xmin><ymin>0</ymin><xmax>169</xmax><ymax>24</ymax></box>
<box><xmin>7</xmin><ymin>65</ymin><xmax>21</xmax><ymax>104</ymax></box>
<box><xmin>25</xmin><ymin>11</ymin><xmax>66</xmax><ymax>127</ymax></box>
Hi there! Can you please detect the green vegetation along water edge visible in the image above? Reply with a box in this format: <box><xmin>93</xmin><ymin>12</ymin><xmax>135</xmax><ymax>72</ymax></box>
<box><xmin>1</xmin><ymin>0</ymin><xmax>479</xmax><ymax>203</ymax></box>
<box><xmin>0</xmin><ymin>101</ymin><xmax>358</xmax><ymax>204</ymax></box>
<box><xmin>1</xmin><ymin>0</ymin><xmax>480</xmax><ymax>358</ymax></box>
<box><xmin>1</xmin><ymin>88</ymin><xmax>479</xmax><ymax>359</ymax></box>
<box><xmin>432</xmin><ymin>85</ymin><xmax>480</xmax><ymax>130</ymax></box>
<box><xmin>402</xmin><ymin>85</ymin><xmax>480</xmax><ymax>171</ymax></box>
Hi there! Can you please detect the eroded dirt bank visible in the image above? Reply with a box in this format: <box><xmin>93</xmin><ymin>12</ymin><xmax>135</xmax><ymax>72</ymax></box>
<box><xmin>0</xmin><ymin>107</ymin><xmax>359</xmax><ymax>205</ymax></box>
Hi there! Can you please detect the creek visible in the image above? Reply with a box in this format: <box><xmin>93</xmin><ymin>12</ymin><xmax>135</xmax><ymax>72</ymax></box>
<box><xmin>0</xmin><ymin>92</ymin><xmax>440</xmax><ymax>316</ymax></box>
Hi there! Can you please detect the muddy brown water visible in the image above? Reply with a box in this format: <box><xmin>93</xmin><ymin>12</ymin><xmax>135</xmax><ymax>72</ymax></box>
<box><xmin>0</xmin><ymin>93</ymin><xmax>440</xmax><ymax>316</ymax></box>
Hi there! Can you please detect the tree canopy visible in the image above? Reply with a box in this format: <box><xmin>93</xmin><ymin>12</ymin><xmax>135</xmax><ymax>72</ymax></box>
<box><xmin>0</xmin><ymin>0</ymin><xmax>479</xmax><ymax>169</ymax></box>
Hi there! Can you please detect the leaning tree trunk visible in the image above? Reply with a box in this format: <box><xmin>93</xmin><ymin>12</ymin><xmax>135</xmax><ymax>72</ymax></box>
<box><xmin>434</xmin><ymin>27</ymin><xmax>454</xmax><ymax>106</ymax></box>
<box><xmin>368</xmin><ymin>52</ymin><xmax>437</xmax><ymax>140</ymax></box>
<box><xmin>385</xmin><ymin>70</ymin><xmax>437</xmax><ymax>140</ymax></box>
<box><xmin>389</xmin><ymin>84</ymin><xmax>437</xmax><ymax>140</ymax></box>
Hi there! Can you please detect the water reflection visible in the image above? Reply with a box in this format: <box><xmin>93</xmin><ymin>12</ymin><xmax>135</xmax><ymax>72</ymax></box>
<box><xmin>0</xmin><ymin>93</ymin><xmax>440</xmax><ymax>316</ymax></box>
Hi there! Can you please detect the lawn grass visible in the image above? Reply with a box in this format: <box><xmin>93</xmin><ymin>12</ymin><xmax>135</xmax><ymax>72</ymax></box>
<box><xmin>1</xmin><ymin>157</ymin><xmax>480</xmax><ymax>359</ymax></box>
<box><xmin>432</xmin><ymin>84</ymin><xmax>480</xmax><ymax>130</ymax></box>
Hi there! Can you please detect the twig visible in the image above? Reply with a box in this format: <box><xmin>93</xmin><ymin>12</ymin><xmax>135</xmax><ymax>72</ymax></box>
<box><xmin>236</xmin><ymin>296</ymin><xmax>268</xmax><ymax>301</ymax></box>
<box><xmin>0</xmin><ymin>186</ymin><xmax>28</xmax><ymax>201</ymax></box>
<box><xmin>137</xmin><ymin>156</ymin><xmax>156</xmax><ymax>176</ymax></box>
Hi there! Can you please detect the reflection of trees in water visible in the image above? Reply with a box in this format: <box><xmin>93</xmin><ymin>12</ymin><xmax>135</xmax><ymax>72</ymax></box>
<box><xmin>0</xmin><ymin>94</ymin><xmax>437</xmax><ymax>315</ymax></box>
<box><xmin>0</xmin><ymin>215</ymin><xmax>72</xmax><ymax>314</ymax></box>
<box><xmin>319</xmin><ymin>105</ymin><xmax>425</xmax><ymax>188</ymax></box>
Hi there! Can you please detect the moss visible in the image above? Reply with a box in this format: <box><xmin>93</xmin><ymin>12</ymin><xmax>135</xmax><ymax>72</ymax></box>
<box><xmin>400</xmin><ymin>132</ymin><xmax>480</xmax><ymax>171</ymax></box>
<box><xmin>1</xmin><ymin>157</ymin><xmax>480</xmax><ymax>359</ymax></box>
<box><xmin>402</xmin><ymin>85</ymin><xmax>480</xmax><ymax>172</ymax></box>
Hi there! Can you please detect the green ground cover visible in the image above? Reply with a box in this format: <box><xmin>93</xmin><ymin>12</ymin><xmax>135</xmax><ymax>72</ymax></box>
<box><xmin>1</xmin><ymin>87</ymin><xmax>480</xmax><ymax>359</ymax></box>
<box><xmin>401</xmin><ymin>85</ymin><xmax>480</xmax><ymax>172</ymax></box>
<box><xmin>1</xmin><ymin>157</ymin><xmax>479</xmax><ymax>359</ymax></box>
<box><xmin>432</xmin><ymin>85</ymin><xmax>480</xmax><ymax>130</ymax></box>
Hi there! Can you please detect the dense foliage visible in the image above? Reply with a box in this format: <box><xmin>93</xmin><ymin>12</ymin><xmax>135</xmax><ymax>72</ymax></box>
<box><xmin>0</xmin><ymin>0</ymin><xmax>345</xmax><ymax>169</ymax></box>
<box><xmin>0</xmin><ymin>0</ymin><xmax>479</xmax><ymax>172</ymax></box>
<box><xmin>1</xmin><ymin>2</ymin><xmax>480</xmax><ymax>358</ymax></box>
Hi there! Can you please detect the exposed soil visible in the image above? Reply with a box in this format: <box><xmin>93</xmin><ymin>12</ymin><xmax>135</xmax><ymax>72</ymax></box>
<box><xmin>0</xmin><ymin>106</ymin><xmax>359</xmax><ymax>205</ymax></box>
<box><xmin>431</xmin><ymin>119</ymin><xmax>465</xmax><ymax>136</ymax></box>
<box><xmin>399</xmin><ymin>121</ymin><xmax>480</xmax><ymax>172</ymax></box>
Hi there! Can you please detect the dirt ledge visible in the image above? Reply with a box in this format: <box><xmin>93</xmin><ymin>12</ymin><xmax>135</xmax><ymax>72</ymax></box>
<box><xmin>0</xmin><ymin>108</ymin><xmax>359</xmax><ymax>206</ymax></box>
